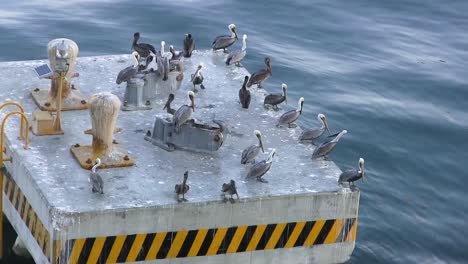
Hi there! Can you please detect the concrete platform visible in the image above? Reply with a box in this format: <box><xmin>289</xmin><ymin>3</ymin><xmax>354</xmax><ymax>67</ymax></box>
<box><xmin>0</xmin><ymin>51</ymin><xmax>360</xmax><ymax>264</ymax></box>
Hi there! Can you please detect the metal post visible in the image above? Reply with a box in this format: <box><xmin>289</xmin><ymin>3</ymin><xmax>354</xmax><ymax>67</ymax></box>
<box><xmin>54</xmin><ymin>72</ymin><xmax>63</xmax><ymax>132</ymax></box>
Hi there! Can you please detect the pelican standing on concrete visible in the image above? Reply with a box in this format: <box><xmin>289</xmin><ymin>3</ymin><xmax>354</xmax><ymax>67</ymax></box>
<box><xmin>239</xmin><ymin>76</ymin><xmax>251</xmax><ymax>109</ymax></box>
<box><xmin>212</xmin><ymin>24</ymin><xmax>238</xmax><ymax>52</ymax></box>
<box><xmin>247</xmin><ymin>57</ymin><xmax>272</xmax><ymax>88</ymax></box>
<box><xmin>264</xmin><ymin>83</ymin><xmax>287</xmax><ymax>110</ymax></box>
<box><xmin>116</xmin><ymin>51</ymin><xmax>140</xmax><ymax>84</ymax></box>
<box><xmin>89</xmin><ymin>158</ymin><xmax>104</xmax><ymax>194</ymax></box>
<box><xmin>246</xmin><ymin>149</ymin><xmax>276</xmax><ymax>183</ymax></box>
<box><xmin>173</xmin><ymin>91</ymin><xmax>195</xmax><ymax>133</ymax></box>
<box><xmin>312</xmin><ymin>130</ymin><xmax>347</xmax><ymax>159</ymax></box>
<box><xmin>299</xmin><ymin>113</ymin><xmax>331</xmax><ymax>142</ymax></box>
<box><xmin>339</xmin><ymin>158</ymin><xmax>365</xmax><ymax>187</ymax></box>
<box><xmin>169</xmin><ymin>45</ymin><xmax>183</xmax><ymax>63</ymax></box>
<box><xmin>163</xmin><ymin>93</ymin><xmax>176</xmax><ymax>115</ymax></box>
<box><xmin>226</xmin><ymin>34</ymin><xmax>247</xmax><ymax>66</ymax></box>
<box><xmin>191</xmin><ymin>64</ymin><xmax>205</xmax><ymax>92</ymax></box>
<box><xmin>159</xmin><ymin>41</ymin><xmax>172</xmax><ymax>59</ymax></box>
<box><xmin>277</xmin><ymin>97</ymin><xmax>304</xmax><ymax>128</ymax></box>
<box><xmin>222</xmin><ymin>179</ymin><xmax>239</xmax><ymax>203</ymax></box>
<box><xmin>183</xmin><ymin>33</ymin><xmax>195</xmax><ymax>58</ymax></box>
<box><xmin>132</xmin><ymin>32</ymin><xmax>156</xmax><ymax>58</ymax></box>
<box><xmin>241</xmin><ymin>130</ymin><xmax>264</xmax><ymax>164</ymax></box>
<box><xmin>175</xmin><ymin>171</ymin><xmax>190</xmax><ymax>202</ymax></box>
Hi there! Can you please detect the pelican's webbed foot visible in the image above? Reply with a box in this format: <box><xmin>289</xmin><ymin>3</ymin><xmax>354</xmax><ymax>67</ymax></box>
<box><xmin>200</xmin><ymin>84</ymin><xmax>205</xmax><ymax>90</ymax></box>
<box><xmin>229</xmin><ymin>197</ymin><xmax>236</xmax><ymax>203</ymax></box>
<box><xmin>257</xmin><ymin>178</ymin><xmax>268</xmax><ymax>183</ymax></box>
<box><xmin>288</xmin><ymin>123</ymin><xmax>298</xmax><ymax>128</ymax></box>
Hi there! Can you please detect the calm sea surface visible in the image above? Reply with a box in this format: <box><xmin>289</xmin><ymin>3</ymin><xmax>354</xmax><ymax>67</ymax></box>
<box><xmin>1</xmin><ymin>0</ymin><xmax>468</xmax><ymax>263</ymax></box>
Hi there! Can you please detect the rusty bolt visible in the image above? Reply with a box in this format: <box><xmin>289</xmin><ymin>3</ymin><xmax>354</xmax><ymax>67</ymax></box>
<box><xmin>123</xmin><ymin>155</ymin><xmax>130</xmax><ymax>161</ymax></box>
<box><xmin>44</xmin><ymin>102</ymin><xmax>51</xmax><ymax>107</ymax></box>
<box><xmin>86</xmin><ymin>158</ymin><xmax>92</xmax><ymax>164</ymax></box>
<box><xmin>145</xmin><ymin>100</ymin><xmax>151</xmax><ymax>106</ymax></box>
<box><xmin>81</xmin><ymin>100</ymin><xmax>87</xmax><ymax>105</ymax></box>
<box><xmin>146</xmin><ymin>130</ymin><xmax>151</xmax><ymax>137</ymax></box>
<box><xmin>34</xmin><ymin>88</ymin><xmax>40</xmax><ymax>92</ymax></box>
<box><xmin>74</xmin><ymin>143</ymin><xmax>80</xmax><ymax>148</ymax></box>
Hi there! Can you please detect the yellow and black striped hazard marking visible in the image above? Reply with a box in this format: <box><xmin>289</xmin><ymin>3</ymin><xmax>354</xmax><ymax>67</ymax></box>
<box><xmin>3</xmin><ymin>172</ymin><xmax>51</xmax><ymax>261</ymax></box>
<box><xmin>54</xmin><ymin>217</ymin><xmax>357</xmax><ymax>264</ymax></box>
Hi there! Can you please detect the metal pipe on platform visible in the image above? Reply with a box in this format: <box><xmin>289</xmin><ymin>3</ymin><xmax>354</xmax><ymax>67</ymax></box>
<box><xmin>0</xmin><ymin>102</ymin><xmax>26</xmax><ymax>140</ymax></box>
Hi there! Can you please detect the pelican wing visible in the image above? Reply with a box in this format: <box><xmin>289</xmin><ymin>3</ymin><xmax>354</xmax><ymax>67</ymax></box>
<box><xmin>246</xmin><ymin>161</ymin><xmax>271</xmax><ymax>179</ymax></box>
<box><xmin>338</xmin><ymin>169</ymin><xmax>359</xmax><ymax>183</ymax></box>
<box><xmin>241</xmin><ymin>144</ymin><xmax>260</xmax><ymax>164</ymax></box>
<box><xmin>278</xmin><ymin>110</ymin><xmax>300</xmax><ymax>126</ymax></box>
<box><xmin>299</xmin><ymin>127</ymin><xmax>324</xmax><ymax>141</ymax></box>
<box><xmin>247</xmin><ymin>69</ymin><xmax>270</xmax><ymax>87</ymax></box>
<box><xmin>174</xmin><ymin>105</ymin><xmax>192</xmax><ymax>129</ymax></box>
<box><xmin>226</xmin><ymin>49</ymin><xmax>246</xmax><ymax>65</ymax></box>
<box><xmin>212</xmin><ymin>35</ymin><xmax>236</xmax><ymax>50</ymax></box>
<box><xmin>312</xmin><ymin>141</ymin><xmax>337</xmax><ymax>158</ymax></box>
<box><xmin>116</xmin><ymin>66</ymin><xmax>137</xmax><ymax>84</ymax></box>
<box><xmin>239</xmin><ymin>88</ymin><xmax>251</xmax><ymax>108</ymax></box>
<box><xmin>264</xmin><ymin>94</ymin><xmax>285</xmax><ymax>106</ymax></box>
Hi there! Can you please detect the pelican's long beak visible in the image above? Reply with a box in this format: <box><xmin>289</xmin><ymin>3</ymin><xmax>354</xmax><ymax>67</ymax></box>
<box><xmin>361</xmin><ymin>165</ymin><xmax>365</xmax><ymax>182</ymax></box>
<box><xmin>233</xmin><ymin>28</ymin><xmax>238</xmax><ymax>39</ymax></box>
<box><xmin>259</xmin><ymin>137</ymin><xmax>264</xmax><ymax>153</ymax></box>
<box><xmin>191</xmin><ymin>98</ymin><xmax>195</xmax><ymax>112</ymax></box>
<box><xmin>324</xmin><ymin>119</ymin><xmax>331</xmax><ymax>134</ymax></box>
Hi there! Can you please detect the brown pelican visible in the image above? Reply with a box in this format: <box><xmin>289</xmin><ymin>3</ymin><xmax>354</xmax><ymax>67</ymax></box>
<box><xmin>241</xmin><ymin>130</ymin><xmax>264</xmax><ymax>164</ymax></box>
<box><xmin>183</xmin><ymin>33</ymin><xmax>195</xmax><ymax>58</ymax></box>
<box><xmin>169</xmin><ymin>45</ymin><xmax>183</xmax><ymax>63</ymax></box>
<box><xmin>173</xmin><ymin>91</ymin><xmax>195</xmax><ymax>133</ymax></box>
<box><xmin>264</xmin><ymin>83</ymin><xmax>287</xmax><ymax>110</ymax></box>
<box><xmin>277</xmin><ymin>97</ymin><xmax>304</xmax><ymax>128</ymax></box>
<box><xmin>132</xmin><ymin>32</ymin><xmax>156</xmax><ymax>58</ymax></box>
<box><xmin>299</xmin><ymin>113</ymin><xmax>331</xmax><ymax>142</ymax></box>
<box><xmin>247</xmin><ymin>57</ymin><xmax>272</xmax><ymax>88</ymax></box>
<box><xmin>246</xmin><ymin>149</ymin><xmax>276</xmax><ymax>183</ymax></box>
<box><xmin>312</xmin><ymin>130</ymin><xmax>347</xmax><ymax>159</ymax></box>
<box><xmin>116</xmin><ymin>51</ymin><xmax>140</xmax><ymax>84</ymax></box>
<box><xmin>212</xmin><ymin>24</ymin><xmax>238</xmax><ymax>52</ymax></box>
<box><xmin>175</xmin><ymin>171</ymin><xmax>190</xmax><ymax>202</ymax></box>
<box><xmin>239</xmin><ymin>76</ymin><xmax>251</xmax><ymax>109</ymax></box>
<box><xmin>190</xmin><ymin>64</ymin><xmax>205</xmax><ymax>92</ymax></box>
<box><xmin>163</xmin><ymin>93</ymin><xmax>176</xmax><ymax>115</ymax></box>
<box><xmin>226</xmin><ymin>34</ymin><xmax>247</xmax><ymax>66</ymax></box>
<box><xmin>89</xmin><ymin>158</ymin><xmax>104</xmax><ymax>194</ymax></box>
<box><xmin>339</xmin><ymin>158</ymin><xmax>365</xmax><ymax>187</ymax></box>
<box><xmin>222</xmin><ymin>179</ymin><xmax>239</xmax><ymax>203</ymax></box>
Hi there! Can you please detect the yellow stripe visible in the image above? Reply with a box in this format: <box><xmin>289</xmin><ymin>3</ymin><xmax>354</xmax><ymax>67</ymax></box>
<box><xmin>106</xmin><ymin>235</ymin><xmax>126</xmax><ymax>263</ymax></box>
<box><xmin>346</xmin><ymin>219</ymin><xmax>358</xmax><ymax>242</ymax></box>
<box><xmin>226</xmin><ymin>226</ymin><xmax>247</xmax><ymax>253</ymax></box>
<box><xmin>145</xmin><ymin>232</ymin><xmax>167</xmax><ymax>261</ymax></box>
<box><xmin>68</xmin><ymin>238</ymin><xmax>86</xmax><ymax>264</ymax></box>
<box><xmin>246</xmin><ymin>224</ymin><xmax>267</xmax><ymax>251</ymax></box>
<box><xmin>53</xmin><ymin>240</ymin><xmax>63</xmax><ymax>264</ymax></box>
<box><xmin>22</xmin><ymin>201</ymin><xmax>29</xmax><ymax>222</ymax></box>
<box><xmin>17</xmin><ymin>191</ymin><xmax>25</xmax><ymax>214</ymax></box>
<box><xmin>12</xmin><ymin>184</ymin><xmax>19</xmax><ymax>207</ymax></box>
<box><xmin>28</xmin><ymin>210</ymin><xmax>36</xmax><ymax>233</ymax></box>
<box><xmin>44</xmin><ymin>234</ymin><xmax>50</xmax><ymax>259</ymax></box>
<box><xmin>304</xmin><ymin>220</ymin><xmax>325</xmax><ymax>246</ymax></box>
<box><xmin>187</xmin><ymin>229</ymin><xmax>209</xmax><ymax>257</ymax></box>
<box><xmin>265</xmin><ymin>223</ymin><xmax>286</xmax><ymax>250</ymax></box>
<box><xmin>285</xmin><ymin>222</ymin><xmax>306</xmax><ymax>248</ymax></box>
<box><xmin>86</xmin><ymin>237</ymin><xmax>106</xmax><ymax>264</ymax></box>
<box><xmin>207</xmin><ymin>228</ymin><xmax>228</xmax><ymax>256</ymax></box>
<box><xmin>34</xmin><ymin>217</ymin><xmax>42</xmax><ymax>243</ymax></box>
<box><xmin>166</xmin><ymin>230</ymin><xmax>189</xmax><ymax>258</ymax></box>
<box><xmin>125</xmin><ymin>233</ymin><xmax>147</xmax><ymax>261</ymax></box>
<box><xmin>38</xmin><ymin>221</ymin><xmax>46</xmax><ymax>249</ymax></box>
<box><xmin>324</xmin><ymin>219</ymin><xmax>343</xmax><ymax>244</ymax></box>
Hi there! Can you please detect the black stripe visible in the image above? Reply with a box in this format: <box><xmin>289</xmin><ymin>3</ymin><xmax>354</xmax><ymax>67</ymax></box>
<box><xmin>29</xmin><ymin>211</ymin><xmax>37</xmax><ymax>234</ymax></box>
<box><xmin>19</xmin><ymin>195</ymin><xmax>27</xmax><ymax>218</ymax></box>
<box><xmin>117</xmin><ymin>234</ymin><xmax>137</xmax><ymax>262</ymax></box>
<box><xmin>97</xmin><ymin>236</ymin><xmax>116</xmax><ymax>263</ymax></box>
<box><xmin>237</xmin><ymin>225</ymin><xmax>257</xmax><ymax>252</ymax></box>
<box><xmin>337</xmin><ymin>218</ymin><xmax>355</xmax><ymax>242</ymax></box>
<box><xmin>77</xmin><ymin>237</ymin><xmax>95</xmax><ymax>264</ymax></box>
<box><xmin>197</xmin><ymin>229</ymin><xmax>215</xmax><ymax>256</ymax></box>
<box><xmin>136</xmin><ymin>233</ymin><xmax>156</xmax><ymax>261</ymax></box>
<box><xmin>64</xmin><ymin>240</ymin><xmax>76</xmax><ymax>263</ymax></box>
<box><xmin>177</xmin><ymin>230</ymin><xmax>198</xmax><ymax>258</ymax></box>
<box><xmin>4</xmin><ymin>175</ymin><xmax>11</xmax><ymax>194</ymax></box>
<box><xmin>256</xmin><ymin>224</ymin><xmax>276</xmax><ymax>251</ymax></box>
<box><xmin>294</xmin><ymin>221</ymin><xmax>315</xmax><ymax>247</ymax></box>
<box><xmin>314</xmin><ymin>219</ymin><xmax>336</xmax><ymax>245</ymax></box>
<box><xmin>9</xmin><ymin>183</ymin><xmax>16</xmax><ymax>202</ymax></box>
<box><xmin>25</xmin><ymin>205</ymin><xmax>32</xmax><ymax>228</ymax></box>
<box><xmin>217</xmin><ymin>226</ymin><xmax>237</xmax><ymax>254</ymax></box>
<box><xmin>14</xmin><ymin>190</ymin><xmax>22</xmax><ymax>209</ymax></box>
<box><xmin>157</xmin><ymin>232</ymin><xmax>174</xmax><ymax>259</ymax></box>
<box><xmin>275</xmin><ymin>222</ymin><xmax>296</xmax><ymax>249</ymax></box>
<box><xmin>43</xmin><ymin>234</ymin><xmax>49</xmax><ymax>259</ymax></box>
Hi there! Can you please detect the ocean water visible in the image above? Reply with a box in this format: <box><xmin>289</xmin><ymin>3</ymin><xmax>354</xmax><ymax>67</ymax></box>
<box><xmin>1</xmin><ymin>0</ymin><xmax>468</xmax><ymax>263</ymax></box>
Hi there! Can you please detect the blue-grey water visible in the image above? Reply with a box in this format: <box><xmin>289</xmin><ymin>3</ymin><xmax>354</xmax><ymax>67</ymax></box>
<box><xmin>1</xmin><ymin>0</ymin><xmax>468</xmax><ymax>263</ymax></box>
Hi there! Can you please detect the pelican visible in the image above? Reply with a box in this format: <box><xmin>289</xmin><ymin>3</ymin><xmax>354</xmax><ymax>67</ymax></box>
<box><xmin>222</xmin><ymin>179</ymin><xmax>239</xmax><ymax>203</ymax></box>
<box><xmin>183</xmin><ymin>33</ymin><xmax>195</xmax><ymax>58</ymax></box>
<box><xmin>226</xmin><ymin>34</ymin><xmax>247</xmax><ymax>66</ymax></box>
<box><xmin>312</xmin><ymin>130</ymin><xmax>347</xmax><ymax>159</ymax></box>
<box><xmin>239</xmin><ymin>76</ymin><xmax>251</xmax><ymax>109</ymax></box>
<box><xmin>212</xmin><ymin>24</ymin><xmax>238</xmax><ymax>52</ymax></box>
<box><xmin>264</xmin><ymin>83</ymin><xmax>287</xmax><ymax>110</ymax></box>
<box><xmin>175</xmin><ymin>171</ymin><xmax>190</xmax><ymax>202</ymax></box>
<box><xmin>241</xmin><ymin>130</ymin><xmax>264</xmax><ymax>164</ymax></box>
<box><xmin>299</xmin><ymin>113</ymin><xmax>331</xmax><ymax>142</ymax></box>
<box><xmin>132</xmin><ymin>32</ymin><xmax>156</xmax><ymax>58</ymax></box>
<box><xmin>246</xmin><ymin>149</ymin><xmax>276</xmax><ymax>183</ymax></box>
<box><xmin>163</xmin><ymin>93</ymin><xmax>176</xmax><ymax>115</ymax></box>
<box><xmin>156</xmin><ymin>52</ymin><xmax>170</xmax><ymax>81</ymax></box>
<box><xmin>247</xmin><ymin>57</ymin><xmax>272</xmax><ymax>88</ymax></box>
<box><xmin>190</xmin><ymin>64</ymin><xmax>205</xmax><ymax>92</ymax></box>
<box><xmin>159</xmin><ymin>41</ymin><xmax>172</xmax><ymax>59</ymax></box>
<box><xmin>116</xmin><ymin>51</ymin><xmax>140</xmax><ymax>84</ymax></box>
<box><xmin>169</xmin><ymin>45</ymin><xmax>183</xmax><ymax>63</ymax></box>
<box><xmin>173</xmin><ymin>91</ymin><xmax>195</xmax><ymax>133</ymax></box>
<box><xmin>277</xmin><ymin>97</ymin><xmax>304</xmax><ymax>128</ymax></box>
<box><xmin>339</xmin><ymin>158</ymin><xmax>365</xmax><ymax>187</ymax></box>
<box><xmin>89</xmin><ymin>158</ymin><xmax>104</xmax><ymax>194</ymax></box>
